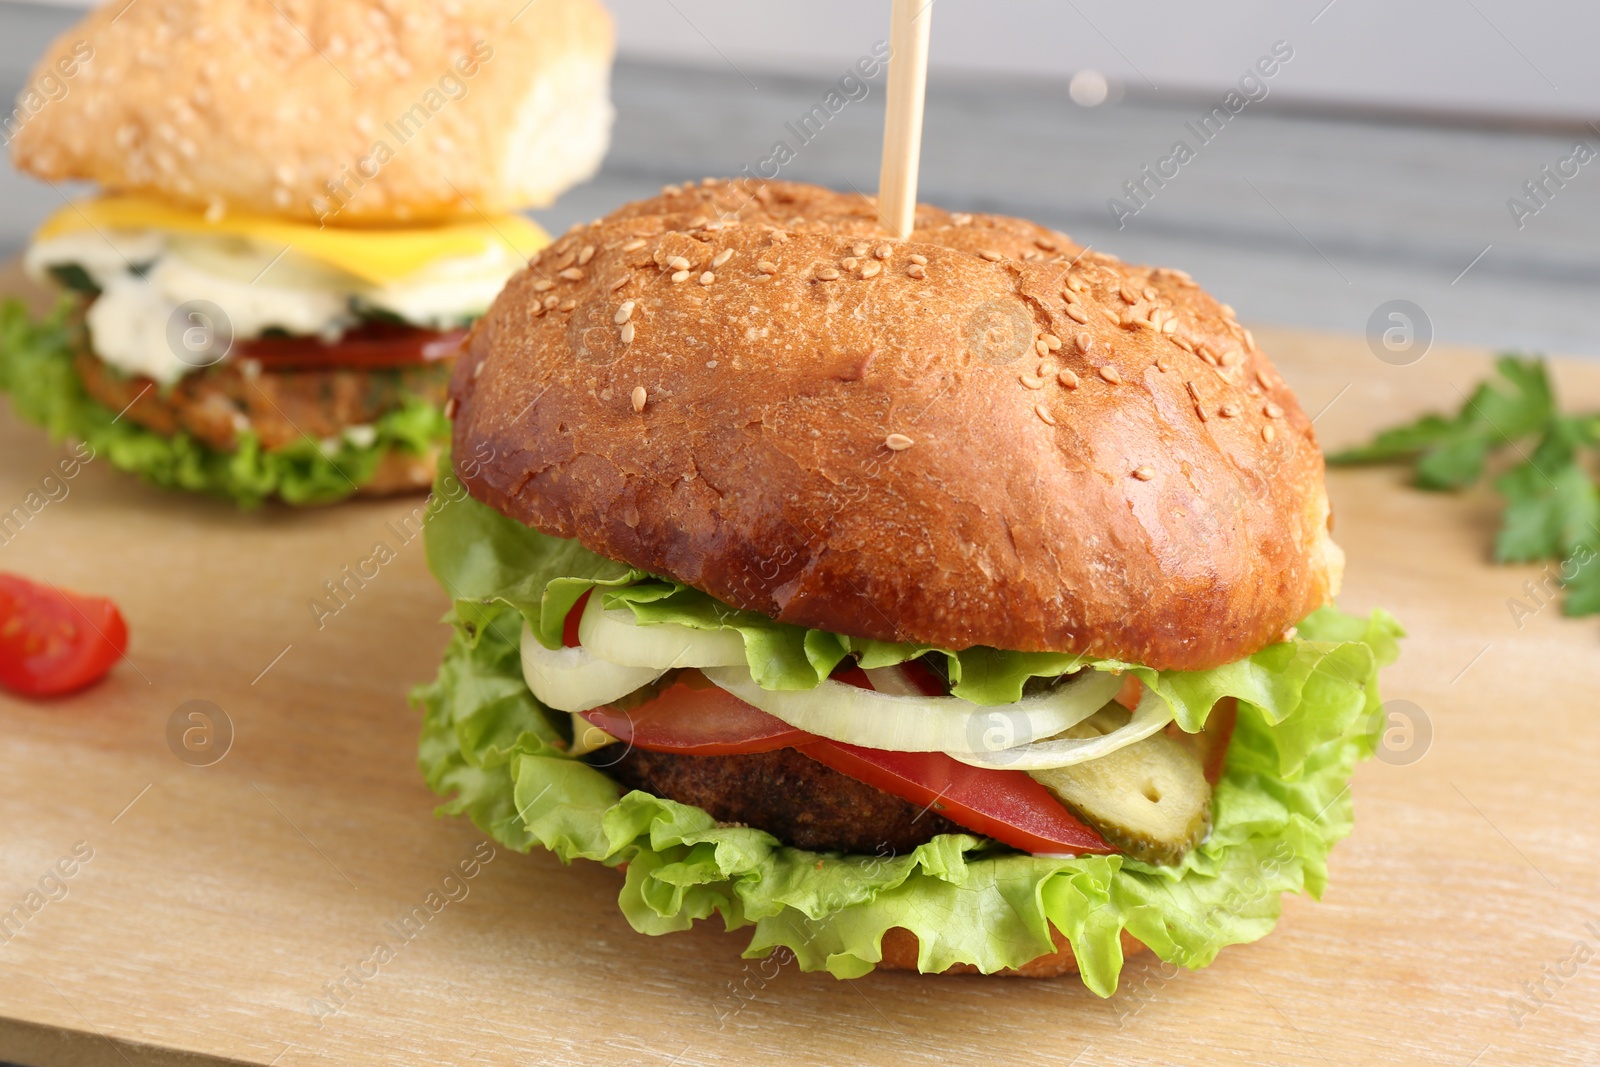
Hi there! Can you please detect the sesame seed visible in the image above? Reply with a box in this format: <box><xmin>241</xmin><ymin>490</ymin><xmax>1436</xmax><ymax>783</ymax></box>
<box><xmin>1042</xmin><ymin>333</ymin><xmax>1062</xmax><ymax>351</ymax></box>
<box><xmin>619</xmin><ymin>322</ymin><xmax>636</xmax><ymax>343</ymax></box>
<box><xmin>853</xmin><ymin>242</ymin><xmax>871</xmax><ymax>257</ymax></box>
<box><xmin>1067</xmin><ymin>277</ymin><xmax>1089</xmax><ymax>293</ymax></box>
<box><xmin>533</xmin><ymin>279</ymin><xmax>554</xmax><ymax>292</ymax></box>
<box><xmin>608</xmin><ymin>275</ymin><xmax>631</xmax><ymax>292</ymax></box>
<box><xmin>1200</xmin><ymin>349</ymin><xmax>1219</xmax><ymax>366</ymax></box>
<box><xmin>1264</xmin><ymin>402</ymin><xmax>1284</xmax><ymax>418</ymax></box>
<box><xmin>671</xmin><ymin>270</ymin><xmax>691</xmax><ymax>283</ymax></box>
<box><xmin>1173</xmin><ymin>336</ymin><xmax>1195</xmax><ymax>353</ymax></box>
<box><xmin>909</xmin><ymin>254</ymin><xmax>929</xmax><ymax>265</ymax></box>
<box><xmin>1099</xmin><ymin>365</ymin><xmax>1122</xmax><ymax>384</ymax></box>
<box><xmin>1262</xmin><ymin>424</ymin><xmax>1277</xmax><ymax>442</ymax></box>
<box><xmin>704</xmin><ymin>220</ymin><xmax>724</xmax><ymax>231</ymax></box>
<box><xmin>471</xmin><ymin>360</ymin><xmax>485</xmax><ymax>380</ymax></box>
<box><xmin>1162</xmin><ymin>318</ymin><xmax>1178</xmax><ymax>334</ymax></box>
<box><xmin>757</xmin><ymin>260</ymin><xmax>778</xmax><ymax>274</ymax></box>
<box><xmin>906</xmin><ymin>264</ymin><xmax>926</xmax><ymax>279</ymax></box>
<box><xmin>1257</xmin><ymin>370</ymin><xmax>1274</xmax><ymax>389</ymax></box>
<box><xmin>1221</xmin><ymin>350</ymin><xmax>1242</xmax><ymax>366</ymax></box>
<box><xmin>1020</xmin><ymin>374</ymin><xmax>1046</xmax><ymax>389</ymax></box>
<box><xmin>979</xmin><ymin>249</ymin><xmax>1003</xmax><ymax>262</ymax></box>
<box><xmin>712</xmin><ymin>248</ymin><xmax>734</xmax><ymax>268</ymax></box>
<box><xmin>1133</xmin><ymin>466</ymin><xmax>1155</xmax><ymax>481</ymax></box>
<box><xmin>699</xmin><ymin>272</ymin><xmax>715</xmax><ymax>286</ymax></box>
<box><xmin>1120</xmin><ymin>286</ymin><xmax>1139</xmax><ymax>305</ymax></box>
<box><xmin>817</xmin><ymin>268</ymin><xmax>840</xmax><ymax>281</ymax></box>
<box><xmin>1074</xmin><ymin>332</ymin><xmax>1092</xmax><ymax>353</ymax></box>
<box><xmin>443</xmin><ymin>397</ymin><xmax>459</xmax><ymax>418</ymax></box>
<box><xmin>1186</xmin><ymin>380</ymin><xmax>1208</xmax><ymax>421</ymax></box>
<box><xmin>1037</xmin><ymin>360</ymin><xmax>1054</xmax><ymax>376</ymax></box>
<box><xmin>1244</xmin><ymin>328</ymin><xmax>1256</xmax><ymax>350</ymax></box>
<box><xmin>577</xmin><ymin>245</ymin><xmax>595</xmax><ymax>266</ymax></box>
<box><xmin>1221</xmin><ymin>303</ymin><xmax>1236</xmax><ymax>319</ymax></box>
<box><xmin>668</xmin><ymin>256</ymin><xmax>692</xmax><ymax>272</ymax></box>
<box><xmin>1219</xmin><ymin>402</ymin><xmax>1240</xmax><ymax>418</ymax></box>
<box><xmin>1036</xmin><ymin>404</ymin><xmax>1057</xmax><ymax>426</ymax></box>
<box><xmin>1062</xmin><ymin>289</ymin><xmax>1080</xmax><ymax>305</ymax></box>
<box><xmin>1036</xmin><ymin>237</ymin><xmax>1057</xmax><ymax>251</ymax></box>
<box><xmin>861</xmin><ymin>261</ymin><xmax>882</xmax><ymax>279</ymax></box>
<box><xmin>1066</xmin><ymin>305</ymin><xmax>1089</xmax><ymax>324</ymax></box>
<box><xmin>1156</xmin><ymin>356</ymin><xmax>1172</xmax><ymax>373</ymax></box>
<box><xmin>559</xmin><ymin>299</ymin><xmax>576</xmax><ymax>312</ymax></box>
<box><xmin>885</xmin><ymin>433</ymin><xmax>915</xmax><ymax>451</ymax></box>
<box><xmin>543</xmin><ymin>295</ymin><xmax>559</xmax><ymax>309</ymax></box>
<box><xmin>661</xmin><ymin>184</ymin><xmax>678</xmax><ymax>195</ymax></box>
<box><xmin>631</xmin><ymin>385</ymin><xmax>647</xmax><ymax>412</ymax></box>
<box><xmin>622</xmin><ymin>238</ymin><xmax>648</xmax><ymax>252</ymax></box>
<box><xmin>1035</xmin><ymin>339</ymin><xmax>1050</xmax><ymax>358</ymax></box>
<box><xmin>874</xmin><ymin>243</ymin><xmax>893</xmax><ymax>260</ymax></box>
<box><xmin>614</xmin><ymin>301</ymin><xmax>635</xmax><ymax>324</ymax></box>
<box><xmin>560</xmin><ymin>268</ymin><xmax>584</xmax><ymax>282</ymax></box>
<box><xmin>1102</xmin><ymin>308</ymin><xmax>1120</xmax><ymax>324</ymax></box>
<box><xmin>952</xmin><ymin>213</ymin><xmax>973</xmax><ymax>226</ymax></box>
<box><xmin>1143</xmin><ymin>286</ymin><xmax>1158</xmax><ymax>301</ymax></box>
<box><xmin>842</xmin><ymin>257</ymin><xmax>859</xmax><ymax>271</ymax></box>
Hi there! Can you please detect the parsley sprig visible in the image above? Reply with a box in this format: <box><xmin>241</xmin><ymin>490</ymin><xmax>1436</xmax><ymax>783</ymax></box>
<box><xmin>1328</xmin><ymin>356</ymin><xmax>1600</xmax><ymax>616</ymax></box>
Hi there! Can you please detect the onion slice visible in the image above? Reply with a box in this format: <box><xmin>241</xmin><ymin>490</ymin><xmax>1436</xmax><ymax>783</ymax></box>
<box><xmin>520</xmin><ymin>621</ymin><xmax>664</xmax><ymax>712</ymax></box>
<box><xmin>575</xmin><ymin>596</ymin><xmax>747</xmax><ymax>669</ymax></box>
<box><xmin>946</xmin><ymin>688</ymin><xmax>1175</xmax><ymax>770</ymax></box>
<box><xmin>699</xmin><ymin>664</ymin><xmax>1121</xmax><ymax>754</ymax></box>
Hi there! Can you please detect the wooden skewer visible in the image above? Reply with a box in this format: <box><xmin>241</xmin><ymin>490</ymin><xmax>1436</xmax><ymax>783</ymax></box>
<box><xmin>877</xmin><ymin>0</ymin><xmax>933</xmax><ymax>241</ymax></box>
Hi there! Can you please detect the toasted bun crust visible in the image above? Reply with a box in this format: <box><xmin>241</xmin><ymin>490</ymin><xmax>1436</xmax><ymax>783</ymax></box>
<box><xmin>876</xmin><ymin>926</ymin><xmax>1148</xmax><ymax>978</ymax></box>
<box><xmin>11</xmin><ymin>0</ymin><xmax>613</xmax><ymax>223</ymax></box>
<box><xmin>451</xmin><ymin>180</ymin><xmax>1343</xmax><ymax>670</ymax></box>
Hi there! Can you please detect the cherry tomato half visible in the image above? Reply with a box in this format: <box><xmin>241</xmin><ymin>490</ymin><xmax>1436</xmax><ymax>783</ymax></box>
<box><xmin>0</xmin><ymin>574</ymin><xmax>128</xmax><ymax>697</ymax></box>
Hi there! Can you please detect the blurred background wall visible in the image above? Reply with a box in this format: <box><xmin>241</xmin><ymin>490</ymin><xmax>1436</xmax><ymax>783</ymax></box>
<box><xmin>4</xmin><ymin>0</ymin><xmax>1599</xmax><ymax>357</ymax></box>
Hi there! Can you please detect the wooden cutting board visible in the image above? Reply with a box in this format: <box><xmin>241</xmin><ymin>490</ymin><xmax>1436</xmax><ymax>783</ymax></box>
<box><xmin>1</xmin><ymin>264</ymin><xmax>1597</xmax><ymax>1066</ymax></box>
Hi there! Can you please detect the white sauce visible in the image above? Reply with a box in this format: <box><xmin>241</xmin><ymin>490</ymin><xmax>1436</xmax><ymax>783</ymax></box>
<box><xmin>26</xmin><ymin>228</ymin><xmax>520</xmax><ymax>384</ymax></box>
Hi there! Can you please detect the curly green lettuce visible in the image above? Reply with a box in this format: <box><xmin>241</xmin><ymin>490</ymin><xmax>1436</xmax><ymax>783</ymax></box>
<box><xmin>0</xmin><ymin>298</ymin><xmax>449</xmax><ymax>508</ymax></box>
<box><xmin>413</xmin><ymin>469</ymin><xmax>1402</xmax><ymax>994</ymax></box>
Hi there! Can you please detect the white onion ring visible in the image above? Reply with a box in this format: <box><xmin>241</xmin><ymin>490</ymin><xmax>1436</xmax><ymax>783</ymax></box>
<box><xmin>519</xmin><ymin>621</ymin><xmax>664</xmax><ymax>712</ymax></box>
<box><xmin>945</xmin><ymin>688</ymin><xmax>1175</xmax><ymax>770</ymax></box>
<box><xmin>699</xmin><ymin>663</ymin><xmax>1121</xmax><ymax>754</ymax></box>
<box><xmin>575</xmin><ymin>596</ymin><xmax>747</xmax><ymax>669</ymax></box>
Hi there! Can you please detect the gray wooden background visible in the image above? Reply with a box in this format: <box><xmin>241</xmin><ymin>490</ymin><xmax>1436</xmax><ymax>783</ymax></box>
<box><xmin>4</xmin><ymin>2</ymin><xmax>1598</xmax><ymax>359</ymax></box>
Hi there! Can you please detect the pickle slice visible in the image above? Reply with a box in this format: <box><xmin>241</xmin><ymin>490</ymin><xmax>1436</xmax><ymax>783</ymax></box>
<box><xmin>1028</xmin><ymin>705</ymin><xmax>1212</xmax><ymax>865</ymax></box>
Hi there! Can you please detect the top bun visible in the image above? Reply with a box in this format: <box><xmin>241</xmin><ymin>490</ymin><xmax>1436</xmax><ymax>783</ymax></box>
<box><xmin>10</xmin><ymin>0</ymin><xmax>613</xmax><ymax>225</ymax></box>
<box><xmin>450</xmin><ymin>180</ymin><xmax>1344</xmax><ymax>671</ymax></box>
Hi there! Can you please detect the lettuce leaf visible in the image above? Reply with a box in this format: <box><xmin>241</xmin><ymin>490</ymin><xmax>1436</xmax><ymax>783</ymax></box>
<box><xmin>414</xmin><ymin>465</ymin><xmax>1403</xmax><ymax>994</ymax></box>
<box><xmin>0</xmin><ymin>297</ymin><xmax>449</xmax><ymax>508</ymax></box>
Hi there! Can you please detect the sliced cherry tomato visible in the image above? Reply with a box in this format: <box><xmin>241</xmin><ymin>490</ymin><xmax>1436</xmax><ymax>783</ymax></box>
<box><xmin>235</xmin><ymin>322</ymin><xmax>466</xmax><ymax>371</ymax></box>
<box><xmin>581</xmin><ymin>674</ymin><xmax>814</xmax><ymax>755</ymax></box>
<box><xmin>562</xmin><ymin>590</ymin><xmax>593</xmax><ymax>648</ymax></box>
<box><xmin>0</xmin><ymin>574</ymin><xmax>128</xmax><ymax>697</ymax></box>
<box><xmin>798</xmin><ymin>740</ymin><xmax>1114</xmax><ymax>856</ymax></box>
<box><xmin>1187</xmin><ymin>697</ymin><xmax>1237</xmax><ymax>786</ymax></box>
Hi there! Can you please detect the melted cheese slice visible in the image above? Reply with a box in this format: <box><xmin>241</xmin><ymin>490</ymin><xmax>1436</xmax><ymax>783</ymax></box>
<box><xmin>35</xmin><ymin>195</ymin><xmax>549</xmax><ymax>286</ymax></box>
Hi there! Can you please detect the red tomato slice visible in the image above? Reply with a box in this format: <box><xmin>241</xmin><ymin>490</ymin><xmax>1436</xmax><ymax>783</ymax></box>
<box><xmin>797</xmin><ymin>740</ymin><xmax>1114</xmax><ymax>856</ymax></box>
<box><xmin>562</xmin><ymin>590</ymin><xmax>593</xmax><ymax>648</ymax></box>
<box><xmin>580</xmin><ymin>675</ymin><xmax>814</xmax><ymax>755</ymax></box>
<box><xmin>0</xmin><ymin>574</ymin><xmax>128</xmax><ymax>697</ymax></box>
<box><xmin>235</xmin><ymin>322</ymin><xmax>466</xmax><ymax>371</ymax></box>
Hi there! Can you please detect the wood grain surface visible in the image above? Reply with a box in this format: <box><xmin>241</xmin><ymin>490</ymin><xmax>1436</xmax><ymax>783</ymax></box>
<box><xmin>0</xmin><ymin>274</ymin><xmax>1597</xmax><ymax>1065</ymax></box>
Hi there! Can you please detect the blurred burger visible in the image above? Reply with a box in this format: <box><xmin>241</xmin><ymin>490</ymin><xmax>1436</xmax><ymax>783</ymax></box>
<box><xmin>414</xmin><ymin>180</ymin><xmax>1401</xmax><ymax>991</ymax></box>
<box><xmin>1</xmin><ymin>0</ymin><xmax>613</xmax><ymax>505</ymax></box>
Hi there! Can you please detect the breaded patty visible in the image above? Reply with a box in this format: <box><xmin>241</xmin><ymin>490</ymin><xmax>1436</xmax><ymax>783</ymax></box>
<box><xmin>76</xmin><ymin>348</ymin><xmax>450</xmax><ymax>452</ymax></box>
<box><xmin>593</xmin><ymin>745</ymin><xmax>962</xmax><ymax>855</ymax></box>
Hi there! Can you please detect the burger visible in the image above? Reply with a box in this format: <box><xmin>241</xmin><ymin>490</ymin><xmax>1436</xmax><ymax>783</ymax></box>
<box><xmin>414</xmin><ymin>179</ymin><xmax>1402</xmax><ymax>991</ymax></box>
<box><xmin>0</xmin><ymin>0</ymin><xmax>613</xmax><ymax>505</ymax></box>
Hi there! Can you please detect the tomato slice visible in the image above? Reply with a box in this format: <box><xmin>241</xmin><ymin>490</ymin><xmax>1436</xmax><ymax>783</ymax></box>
<box><xmin>0</xmin><ymin>574</ymin><xmax>128</xmax><ymax>697</ymax></box>
<box><xmin>235</xmin><ymin>322</ymin><xmax>466</xmax><ymax>371</ymax></box>
<box><xmin>797</xmin><ymin>740</ymin><xmax>1114</xmax><ymax>855</ymax></box>
<box><xmin>580</xmin><ymin>674</ymin><xmax>814</xmax><ymax>755</ymax></box>
<box><xmin>562</xmin><ymin>590</ymin><xmax>593</xmax><ymax>648</ymax></box>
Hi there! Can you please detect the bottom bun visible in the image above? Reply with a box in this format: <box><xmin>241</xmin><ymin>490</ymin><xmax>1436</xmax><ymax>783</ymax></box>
<box><xmin>358</xmin><ymin>444</ymin><xmax>439</xmax><ymax>497</ymax></box>
<box><xmin>876</xmin><ymin>926</ymin><xmax>1148</xmax><ymax>978</ymax></box>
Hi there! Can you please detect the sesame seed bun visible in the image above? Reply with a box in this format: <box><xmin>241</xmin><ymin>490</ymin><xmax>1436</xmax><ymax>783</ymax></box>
<box><xmin>449</xmin><ymin>180</ymin><xmax>1343</xmax><ymax>671</ymax></box>
<box><xmin>10</xmin><ymin>0</ymin><xmax>613</xmax><ymax>224</ymax></box>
